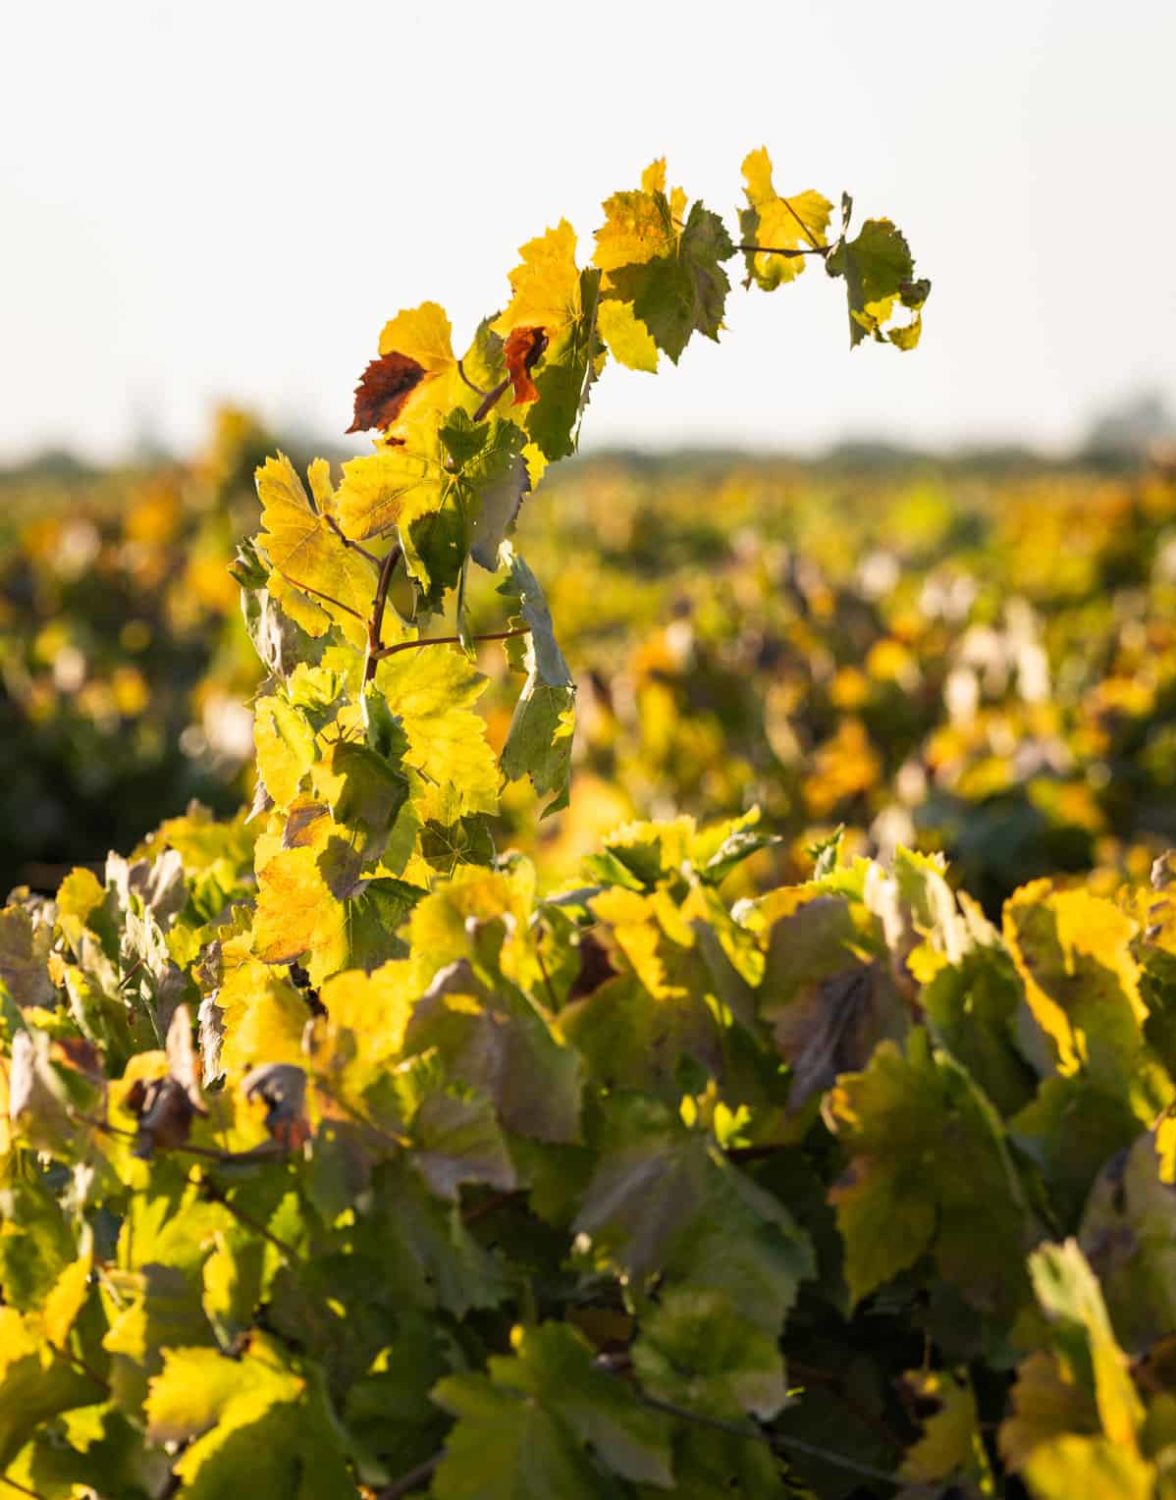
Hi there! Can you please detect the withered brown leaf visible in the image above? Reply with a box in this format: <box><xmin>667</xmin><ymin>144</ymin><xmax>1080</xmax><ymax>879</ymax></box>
<box><xmin>503</xmin><ymin>326</ymin><xmax>548</xmax><ymax>406</ymax></box>
<box><xmin>346</xmin><ymin>351</ymin><xmax>427</xmax><ymax>433</ymax></box>
<box><xmin>242</xmin><ymin>1061</ymin><xmax>310</xmax><ymax>1151</ymax></box>
<box><xmin>124</xmin><ymin>1004</ymin><xmax>208</xmax><ymax>1158</ymax></box>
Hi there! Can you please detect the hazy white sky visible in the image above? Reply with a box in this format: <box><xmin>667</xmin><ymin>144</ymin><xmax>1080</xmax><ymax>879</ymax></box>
<box><xmin>2</xmin><ymin>0</ymin><xmax>1173</xmax><ymax>461</ymax></box>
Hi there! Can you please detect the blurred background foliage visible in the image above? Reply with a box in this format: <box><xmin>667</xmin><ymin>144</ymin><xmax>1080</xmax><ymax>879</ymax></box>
<box><xmin>4</xmin><ymin>405</ymin><xmax>1176</xmax><ymax>911</ymax></box>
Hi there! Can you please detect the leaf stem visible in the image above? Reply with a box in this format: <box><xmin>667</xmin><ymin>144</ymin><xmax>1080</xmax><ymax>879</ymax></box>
<box><xmin>48</xmin><ymin>1340</ymin><xmax>110</xmax><ymax>1396</ymax></box>
<box><xmin>473</xmin><ymin>377</ymin><xmax>511</xmax><ymax>423</ymax></box>
<box><xmin>198</xmin><ymin>1178</ymin><xmax>302</xmax><ymax>1261</ymax></box>
<box><xmin>364</xmin><ymin>544</ymin><xmax>403</xmax><ymax>684</ymax></box>
<box><xmin>456</xmin><ymin>358</ymin><xmax>489</xmax><ymax>397</ymax></box>
<box><xmin>780</xmin><ymin>193</ymin><xmax>829</xmax><ymax>254</ymax></box>
<box><xmin>374</xmin><ymin>1454</ymin><xmax>440</xmax><ymax>1499</ymax></box>
<box><xmin>325</xmin><ymin>514</ymin><xmax>381</xmax><ymax>568</ymax></box>
<box><xmin>461</xmin><ymin>1189</ymin><xmax>525</xmax><ymax>1226</ymax></box>
<box><xmin>637</xmin><ymin>1392</ymin><xmax>899</xmax><ymax>1485</ymax></box>
<box><xmin>734</xmin><ymin>242</ymin><xmax>829</xmax><ymax>259</ymax></box>
<box><xmin>274</xmin><ymin>567</ymin><xmax>367</xmax><ymax>623</ymax></box>
<box><xmin>371</xmin><ymin>626</ymin><xmax>530</xmax><ymax>662</ymax></box>
<box><xmin>0</xmin><ymin>1474</ymin><xmax>49</xmax><ymax>1500</ymax></box>
<box><xmin>70</xmin><ymin>1109</ymin><xmax>283</xmax><ymax>1166</ymax></box>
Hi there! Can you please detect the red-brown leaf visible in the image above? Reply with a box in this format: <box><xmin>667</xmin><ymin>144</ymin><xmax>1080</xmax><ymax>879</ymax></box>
<box><xmin>503</xmin><ymin>327</ymin><xmax>549</xmax><ymax>406</ymax></box>
<box><xmin>346</xmin><ymin>351</ymin><xmax>427</xmax><ymax>433</ymax></box>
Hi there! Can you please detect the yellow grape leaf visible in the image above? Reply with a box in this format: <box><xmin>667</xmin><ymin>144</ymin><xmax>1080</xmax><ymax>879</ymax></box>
<box><xmin>593</xmin><ymin>171</ymin><xmax>678</xmax><ymax>274</ymax></box>
<box><xmin>0</xmin><ymin>1307</ymin><xmax>39</xmax><ymax>1373</ymax></box>
<box><xmin>317</xmin><ymin>961</ymin><xmax>417</xmax><ymax>1087</ymax></box>
<box><xmin>147</xmin><ymin>1334</ymin><xmax>352</xmax><ymax>1492</ymax></box>
<box><xmin>999</xmin><ymin>1349</ymin><xmax>1099</xmax><ymax>1472</ymax></box>
<box><xmin>589</xmin><ymin>885</ymin><xmax>696</xmax><ymax>999</ymax></box>
<box><xmin>256</xmin><ymin>453</ymin><xmax>374</xmax><ymax>647</ymax></box>
<box><xmin>334</xmin><ymin>445</ymin><xmax>447</xmax><ymax>547</ymax></box>
<box><xmin>378</xmin><ymin>300</ymin><xmax>455</xmax><ymax>371</ymax></box>
<box><xmin>217</xmin><ymin>931</ymin><xmax>307</xmax><ymax>1080</ymax></box>
<box><xmin>1028</xmin><ymin>1239</ymin><xmax>1145</xmax><ymax>1448</ymax></box>
<box><xmin>0</xmin><ymin>1304</ymin><xmax>96</xmax><ymax>1470</ymax></box>
<box><xmin>1022</xmin><ymin>1435</ymin><xmax>1154</xmax><ymax>1500</ymax></box>
<box><xmin>373</xmin><ymin>300</ymin><xmax>463</xmax><ymax>441</ymax></box>
<box><xmin>377</xmin><ymin>646</ymin><xmax>499</xmax><ymax>821</ymax></box>
<box><xmin>492</xmin><ymin>220</ymin><xmax>583</xmax><ymax>341</ymax></box>
<box><xmin>0</xmin><ymin>904</ymin><xmax>55</xmax><ymax>1009</ymax></box>
<box><xmin>41</xmin><ymin>1242</ymin><xmax>93</xmax><ymax>1349</ymax></box>
<box><xmin>54</xmin><ymin>866</ymin><xmax>106</xmax><ymax>935</ymax></box>
<box><xmin>590</xmin><ymin>159</ymin><xmax>732</xmax><ymax>365</ymax></box>
<box><xmin>253</xmin><ymin>845</ymin><xmax>412</xmax><ymax>990</ymax></box>
<box><xmin>145</xmin><ymin>1339</ymin><xmax>302</xmax><ymax>1445</ymax></box>
<box><xmin>642</xmin><ymin>156</ymin><xmax>687</xmax><ymax>221</ymax></box>
<box><xmin>898</xmin><ymin>1369</ymin><xmax>990</xmax><ymax>1486</ymax></box>
<box><xmin>267</xmin><ymin>569</ymin><xmax>330</xmax><ymax>638</ymax></box>
<box><xmin>596</xmin><ymin>298</ymin><xmax>659</xmax><ymax>373</ymax></box>
<box><xmin>409</xmin><ymin>864</ymin><xmax>534</xmax><ymax>975</ymax></box>
<box><xmin>1004</xmin><ymin>883</ymin><xmax>1165</xmax><ymax>1110</ymax></box>
<box><xmin>740</xmin><ymin>147</ymin><xmax>831</xmax><ymax>290</ymax></box>
<box><xmin>253</xmin><ymin>846</ymin><xmax>345</xmax><ymax>969</ymax></box>
<box><xmin>253</xmin><ymin>694</ymin><xmax>317</xmax><ymax>808</ymax></box>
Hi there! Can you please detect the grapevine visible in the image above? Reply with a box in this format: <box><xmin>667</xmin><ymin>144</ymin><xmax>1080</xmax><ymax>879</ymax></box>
<box><xmin>0</xmin><ymin>150</ymin><xmax>1172</xmax><ymax>1500</ymax></box>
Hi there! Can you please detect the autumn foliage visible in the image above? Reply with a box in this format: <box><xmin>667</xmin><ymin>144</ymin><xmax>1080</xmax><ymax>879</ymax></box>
<box><xmin>1</xmin><ymin>152</ymin><xmax>1173</xmax><ymax>1500</ymax></box>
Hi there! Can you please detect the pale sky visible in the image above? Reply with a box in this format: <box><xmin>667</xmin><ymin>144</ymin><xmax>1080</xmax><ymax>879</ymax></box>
<box><xmin>2</xmin><ymin>0</ymin><xmax>1173</xmax><ymax>463</ymax></box>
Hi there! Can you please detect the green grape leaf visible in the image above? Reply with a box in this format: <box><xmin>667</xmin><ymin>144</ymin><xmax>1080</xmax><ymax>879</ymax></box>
<box><xmin>825</xmin><ymin>217</ymin><xmax>929</xmax><ymax>348</ymax></box>
<box><xmin>655</xmin><ymin>1424</ymin><xmax>786</xmax><ymax>1499</ymax></box>
<box><xmin>1078</xmin><ymin>1130</ymin><xmax>1176</xmax><ymax>1355</ymax></box>
<box><xmin>431</xmin><ymin>1373</ymin><xmax>601</xmax><ymax>1500</ymax></box>
<box><xmin>633</xmin><ymin>1288</ymin><xmax>787</xmax><ymax>1420</ymax></box>
<box><xmin>492</xmin><ymin>1322</ymin><xmax>673</xmax><ymax>1485</ymax></box>
<box><xmin>403</xmin><ymin>958</ymin><xmax>582</xmax><ymax>1142</ymax></box>
<box><xmin>497</xmin><ymin>546</ymin><xmax>576</xmax><ymax>813</ymax></box>
<box><xmin>311</xmin><ymin>739</ymin><xmax>410</xmax><ymax>864</ymax></box>
<box><xmin>0</xmin><ymin>1308</ymin><xmax>97</xmax><ymax>1470</ymax></box>
<box><xmin>343</xmin><ymin>1315</ymin><xmax>454</xmax><ymax>1478</ymax></box>
<box><xmin>573</xmin><ymin>1100</ymin><xmax>812</xmax><ymax>1328</ymax></box>
<box><xmin>466</xmin><ymin>428</ymin><xmax>530</xmax><ymax>571</ymax></box>
<box><xmin>605</xmin><ymin>201</ymin><xmax>733</xmax><ymax>364</ymax></box>
<box><xmin>382</xmin><ymin>1164</ymin><xmax>508</xmax><ymax>1316</ymax></box>
<box><xmin>148</xmin><ymin>1343</ymin><xmax>354</xmax><ymax>1499</ymax></box>
<box><xmin>1010</xmin><ymin>1075</ymin><xmax>1144</xmax><ymax>1229</ymax></box>
<box><xmin>433</xmin><ymin>1321</ymin><xmax>673</xmax><ymax>1495</ymax></box>
<box><xmin>826</xmin><ymin>1030</ymin><xmax>1030</xmax><ymax>1311</ymax></box>
<box><xmin>410</xmin><ymin>1087</ymin><xmax>519</xmax><ymax>1202</ymax></box>
<box><xmin>920</xmin><ymin>945</ymin><xmax>1038</xmax><ymax>1118</ymax></box>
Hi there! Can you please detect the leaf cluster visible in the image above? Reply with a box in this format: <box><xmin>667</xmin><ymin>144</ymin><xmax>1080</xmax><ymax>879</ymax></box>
<box><xmin>27</xmin><ymin>150</ymin><xmax>1176</xmax><ymax>1500</ymax></box>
